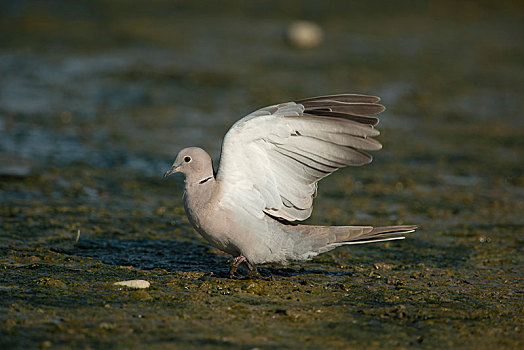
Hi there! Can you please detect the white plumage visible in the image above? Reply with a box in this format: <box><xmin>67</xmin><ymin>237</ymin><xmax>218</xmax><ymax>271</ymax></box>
<box><xmin>217</xmin><ymin>96</ymin><xmax>383</xmax><ymax>222</ymax></box>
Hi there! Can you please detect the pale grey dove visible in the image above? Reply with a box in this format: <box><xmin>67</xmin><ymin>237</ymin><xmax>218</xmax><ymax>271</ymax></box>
<box><xmin>164</xmin><ymin>94</ymin><xmax>417</xmax><ymax>278</ymax></box>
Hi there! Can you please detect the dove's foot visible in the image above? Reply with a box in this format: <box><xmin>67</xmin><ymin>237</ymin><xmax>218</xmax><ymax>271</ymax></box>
<box><xmin>229</xmin><ymin>256</ymin><xmax>247</xmax><ymax>278</ymax></box>
<box><xmin>244</xmin><ymin>267</ymin><xmax>260</xmax><ymax>279</ymax></box>
<box><xmin>229</xmin><ymin>255</ymin><xmax>260</xmax><ymax>279</ymax></box>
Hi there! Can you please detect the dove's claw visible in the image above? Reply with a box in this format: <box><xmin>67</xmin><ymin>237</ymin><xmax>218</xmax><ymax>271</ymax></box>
<box><xmin>229</xmin><ymin>255</ymin><xmax>261</xmax><ymax>279</ymax></box>
<box><xmin>229</xmin><ymin>255</ymin><xmax>247</xmax><ymax>278</ymax></box>
<box><xmin>245</xmin><ymin>267</ymin><xmax>260</xmax><ymax>279</ymax></box>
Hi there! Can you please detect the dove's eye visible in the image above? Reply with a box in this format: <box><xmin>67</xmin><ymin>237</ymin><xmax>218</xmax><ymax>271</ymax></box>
<box><xmin>184</xmin><ymin>156</ymin><xmax>191</xmax><ymax>163</ymax></box>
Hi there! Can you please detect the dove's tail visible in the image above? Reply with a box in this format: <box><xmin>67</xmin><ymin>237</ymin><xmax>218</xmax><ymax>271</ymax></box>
<box><xmin>331</xmin><ymin>225</ymin><xmax>418</xmax><ymax>246</ymax></box>
<box><xmin>285</xmin><ymin>224</ymin><xmax>418</xmax><ymax>260</ymax></box>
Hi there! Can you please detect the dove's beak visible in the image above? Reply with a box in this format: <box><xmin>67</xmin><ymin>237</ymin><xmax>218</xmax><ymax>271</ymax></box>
<box><xmin>163</xmin><ymin>165</ymin><xmax>179</xmax><ymax>178</ymax></box>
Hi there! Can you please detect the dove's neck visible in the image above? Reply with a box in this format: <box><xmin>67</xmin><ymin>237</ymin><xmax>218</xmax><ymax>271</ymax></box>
<box><xmin>183</xmin><ymin>173</ymin><xmax>216</xmax><ymax>214</ymax></box>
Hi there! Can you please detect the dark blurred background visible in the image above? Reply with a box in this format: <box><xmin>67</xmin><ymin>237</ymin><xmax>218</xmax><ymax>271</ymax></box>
<box><xmin>1</xmin><ymin>0</ymin><xmax>522</xmax><ymax>177</ymax></box>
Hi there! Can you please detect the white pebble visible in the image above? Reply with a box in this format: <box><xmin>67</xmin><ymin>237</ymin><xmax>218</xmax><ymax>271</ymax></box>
<box><xmin>113</xmin><ymin>279</ymin><xmax>150</xmax><ymax>289</ymax></box>
<box><xmin>286</xmin><ymin>20</ymin><xmax>324</xmax><ymax>49</ymax></box>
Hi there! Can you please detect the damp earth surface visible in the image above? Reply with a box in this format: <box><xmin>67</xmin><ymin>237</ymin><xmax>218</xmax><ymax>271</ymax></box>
<box><xmin>1</xmin><ymin>1</ymin><xmax>523</xmax><ymax>349</ymax></box>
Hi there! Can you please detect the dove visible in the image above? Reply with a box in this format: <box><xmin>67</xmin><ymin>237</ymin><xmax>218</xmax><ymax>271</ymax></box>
<box><xmin>164</xmin><ymin>94</ymin><xmax>417</xmax><ymax>278</ymax></box>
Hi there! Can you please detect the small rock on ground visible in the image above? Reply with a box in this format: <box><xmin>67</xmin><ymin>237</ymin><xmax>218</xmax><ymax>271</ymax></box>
<box><xmin>113</xmin><ymin>279</ymin><xmax>150</xmax><ymax>289</ymax></box>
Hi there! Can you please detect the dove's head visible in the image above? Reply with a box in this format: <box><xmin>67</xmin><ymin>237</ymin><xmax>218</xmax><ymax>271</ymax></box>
<box><xmin>164</xmin><ymin>147</ymin><xmax>214</xmax><ymax>182</ymax></box>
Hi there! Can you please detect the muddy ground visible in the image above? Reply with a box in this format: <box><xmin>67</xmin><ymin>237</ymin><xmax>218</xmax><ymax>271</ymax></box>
<box><xmin>1</xmin><ymin>1</ymin><xmax>523</xmax><ymax>349</ymax></box>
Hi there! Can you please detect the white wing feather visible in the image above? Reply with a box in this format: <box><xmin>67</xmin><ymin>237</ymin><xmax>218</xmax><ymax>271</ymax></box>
<box><xmin>216</xmin><ymin>94</ymin><xmax>384</xmax><ymax>222</ymax></box>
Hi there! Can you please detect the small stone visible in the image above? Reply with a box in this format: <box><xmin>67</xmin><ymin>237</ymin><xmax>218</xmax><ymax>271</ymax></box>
<box><xmin>113</xmin><ymin>279</ymin><xmax>150</xmax><ymax>289</ymax></box>
<box><xmin>286</xmin><ymin>20</ymin><xmax>324</xmax><ymax>49</ymax></box>
<box><xmin>98</xmin><ymin>322</ymin><xmax>115</xmax><ymax>330</ymax></box>
<box><xmin>40</xmin><ymin>340</ymin><xmax>52</xmax><ymax>348</ymax></box>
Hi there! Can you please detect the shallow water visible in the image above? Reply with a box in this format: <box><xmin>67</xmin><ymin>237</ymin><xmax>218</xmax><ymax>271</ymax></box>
<box><xmin>1</xmin><ymin>1</ymin><xmax>523</xmax><ymax>349</ymax></box>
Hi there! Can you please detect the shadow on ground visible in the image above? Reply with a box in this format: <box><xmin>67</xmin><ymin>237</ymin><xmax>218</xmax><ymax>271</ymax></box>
<box><xmin>54</xmin><ymin>239</ymin><xmax>353</xmax><ymax>278</ymax></box>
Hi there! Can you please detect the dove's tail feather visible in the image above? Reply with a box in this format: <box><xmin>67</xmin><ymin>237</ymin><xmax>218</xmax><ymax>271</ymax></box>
<box><xmin>287</xmin><ymin>224</ymin><xmax>418</xmax><ymax>260</ymax></box>
<box><xmin>334</xmin><ymin>225</ymin><xmax>418</xmax><ymax>246</ymax></box>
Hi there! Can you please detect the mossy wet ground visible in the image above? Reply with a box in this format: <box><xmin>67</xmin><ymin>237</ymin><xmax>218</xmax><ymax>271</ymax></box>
<box><xmin>1</xmin><ymin>1</ymin><xmax>523</xmax><ymax>349</ymax></box>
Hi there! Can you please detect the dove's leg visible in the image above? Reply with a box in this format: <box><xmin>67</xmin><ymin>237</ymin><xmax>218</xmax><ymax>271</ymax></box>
<box><xmin>229</xmin><ymin>256</ymin><xmax>247</xmax><ymax>278</ymax></box>
<box><xmin>229</xmin><ymin>256</ymin><xmax>260</xmax><ymax>279</ymax></box>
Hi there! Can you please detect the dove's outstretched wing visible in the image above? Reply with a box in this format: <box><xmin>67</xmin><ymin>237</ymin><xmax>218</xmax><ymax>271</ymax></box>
<box><xmin>216</xmin><ymin>94</ymin><xmax>384</xmax><ymax>222</ymax></box>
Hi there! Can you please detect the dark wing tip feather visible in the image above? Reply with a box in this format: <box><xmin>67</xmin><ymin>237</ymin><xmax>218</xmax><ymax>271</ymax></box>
<box><xmin>295</xmin><ymin>94</ymin><xmax>381</xmax><ymax>104</ymax></box>
<box><xmin>295</xmin><ymin>94</ymin><xmax>385</xmax><ymax>126</ymax></box>
<box><xmin>306</xmin><ymin>110</ymin><xmax>380</xmax><ymax>126</ymax></box>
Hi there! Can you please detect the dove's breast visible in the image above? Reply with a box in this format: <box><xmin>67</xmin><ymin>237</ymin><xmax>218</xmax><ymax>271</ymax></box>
<box><xmin>182</xmin><ymin>180</ymin><xmax>289</xmax><ymax>263</ymax></box>
<box><xmin>182</xmin><ymin>184</ymin><xmax>236</xmax><ymax>256</ymax></box>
